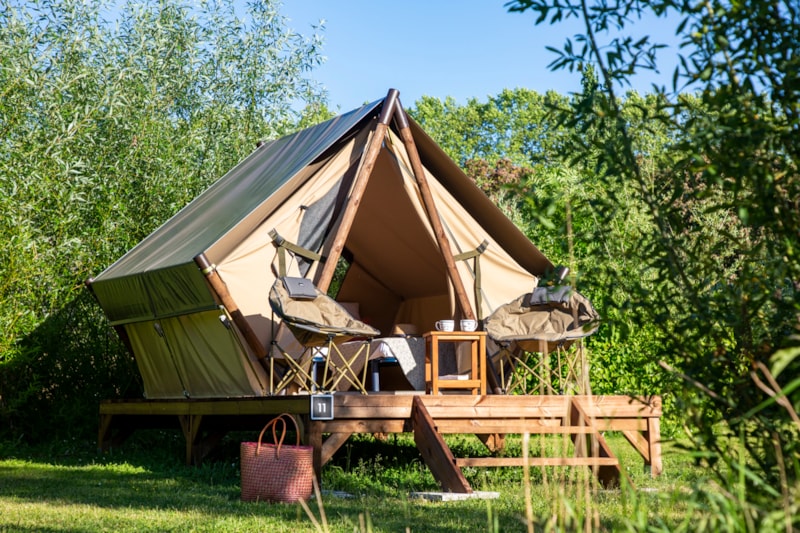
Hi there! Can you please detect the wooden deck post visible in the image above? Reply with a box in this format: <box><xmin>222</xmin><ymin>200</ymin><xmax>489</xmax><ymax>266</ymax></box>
<box><xmin>308</xmin><ymin>418</ymin><xmax>324</xmax><ymax>485</ymax></box>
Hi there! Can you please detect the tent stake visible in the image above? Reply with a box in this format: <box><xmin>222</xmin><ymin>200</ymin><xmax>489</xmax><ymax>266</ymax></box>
<box><xmin>315</xmin><ymin>88</ymin><xmax>400</xmax><ymax>292</ymax></box>
<box><xmin>393</xmin><ymin>103</ymin><xmax>476</xmax><ymax>321</ymax></box>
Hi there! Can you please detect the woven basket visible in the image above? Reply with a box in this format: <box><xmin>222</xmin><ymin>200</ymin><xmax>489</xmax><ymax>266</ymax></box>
<box><xmin>240</xmin><ymin>414</ymin><xmax>314</xmax><ymax>503</ymax></box>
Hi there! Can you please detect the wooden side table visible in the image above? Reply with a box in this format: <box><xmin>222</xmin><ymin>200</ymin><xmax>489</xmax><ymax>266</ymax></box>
<box><xmin>423</xmin><ymin>331</ymin><xmax>487</xmax><ymax>395</ymax></box>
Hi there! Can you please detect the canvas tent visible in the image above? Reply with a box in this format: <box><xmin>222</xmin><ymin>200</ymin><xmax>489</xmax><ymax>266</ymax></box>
<box><xmin>87</xmin><ymin>90</ymin><xmax>554</xmax><ymax>399</ymax></box>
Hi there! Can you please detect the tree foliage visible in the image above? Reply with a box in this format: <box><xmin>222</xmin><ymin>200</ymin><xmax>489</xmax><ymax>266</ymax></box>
<box><xmin>0</xmin><ymin>0</ymin><xmax>330</xmax><ymax>438</ymax></box>
<box><xmin>506</xmin><ymin>0</ymin><xmax>800</xmax><ymax>527</ymax></box>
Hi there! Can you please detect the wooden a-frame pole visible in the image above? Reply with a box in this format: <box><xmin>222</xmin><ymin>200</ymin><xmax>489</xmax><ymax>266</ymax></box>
<box><xmin>315</xmin><ymin>88</ymin><xmax>475</xmax><ymax>321</ymax></box>
<box><xmin>194</xmin><ymin>253</ymin><xmax>268</xmax><ymax>361</ymax></box>
<box><xmin>315</xmin><ymin>88</ymin><xmax>400</xmax><ymax>292</ymax></box>
<box><xmin>393</xmin><ymin>101</ymin><xmax>476</xmax><ymax>321</ymax></box>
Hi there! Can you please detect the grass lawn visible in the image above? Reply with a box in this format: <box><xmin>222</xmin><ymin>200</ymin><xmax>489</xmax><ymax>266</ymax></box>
<box><xmin>0</xmin><ymin>429</ymin><xmax>705</xmax><ymax>532</ymax></box>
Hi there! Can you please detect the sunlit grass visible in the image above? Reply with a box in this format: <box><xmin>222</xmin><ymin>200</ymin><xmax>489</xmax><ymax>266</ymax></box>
<box><xmin>0</xmin><ymin>431</ymin><xmax>706</xmax><ymax>532</ymax></box>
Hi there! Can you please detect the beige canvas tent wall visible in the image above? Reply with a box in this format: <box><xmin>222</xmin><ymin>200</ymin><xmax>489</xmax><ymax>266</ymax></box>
<box><xmin>87</xmin><ymin>90</ymin><xmax>553</xmax><ymax>399</ymax></box>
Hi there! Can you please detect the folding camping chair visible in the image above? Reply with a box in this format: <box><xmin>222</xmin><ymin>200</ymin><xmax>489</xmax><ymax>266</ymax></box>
<box><xmin>267</xmin><ymin>231</ymin><xmax>380</xmax><ymax>395</ymax></box>
<box><xmin>484</xmin><ymin>282</ymin><xmax>600</xmax><ymax>395</ymax></box>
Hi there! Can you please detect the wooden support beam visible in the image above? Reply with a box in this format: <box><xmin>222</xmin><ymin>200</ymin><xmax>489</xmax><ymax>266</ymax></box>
<box><xmin>194</xmin><ymin>254</ymin><xmax>268</xmax><ymax>364</ymax></box>
<box><xmin>320</xmin><ymin>432</ymin><xmax>352</xmax><ymax>466</ymax></box>
<box><xmin>621</xmin><ymin>429</ymin><xmax>651</xmax><ymax>463</ymax></box>
<box><xmin>568</xmin><ymin>398</ymin><xmax>625</xmax><ymax>488</ymax></box>
<box><xmin>476</xmin><ymin>433</ymin><xmax>506</xmax><ymax>453</ymax></box>
<box><xmin>308</xmin><ymin>420</ymin><xmax>324</xmax><ymax>486</ymax></box>
<box><xmin>98</xmin><ymin>414</ymin><xmax>114</xmax><ymax>453</ymax></box>
<box><xmin>97</xmin><ymin>414</ymin><xmax>135</xmax><ymax>453</ymax></box>
<box><xmin>192</xmin><ymin>431</ymin><xmax>227</xmax><ymax>465</ymax></box>
<box><xmin>393</xmin><ymin>104</ymin><xmax>475</xmax><ymax>321</ymax></box>
<box><xmin>178</xmin><ymin>414</ymin><xmax>203</xmax><ymax>465</ymax></box>
<box><xmin>411</xmin><ymin>396</ymin><xmax>472</xmax><ymax>493</ymax></box>
<box><xmin>315</xmin><ymin>89</ymin><xmax>399</xmax><ymax>292</ymax></box>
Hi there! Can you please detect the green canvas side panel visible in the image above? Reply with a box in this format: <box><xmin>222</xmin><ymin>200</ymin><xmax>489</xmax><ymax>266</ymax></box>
<box><xmin>125</xmin><ymin>311</ymin><xmax>268</xmax><ymax>399</ymax></box>
<box><xmin>147</xmin><ymin>263</ymin><xmax>217</xmax><ymax>319</ymax></box>
<box><xmin>160</xmin><ymin>310</ymin><xmax>267</xmax><ymax>398</ymax></box>
<box><xmin>125</xmin><ymin>321</ymin><xmax>186</xmax><ymax>399</ymax></box>
<box><xmin>93</xmin><ymin>274</ymin><xmax>153</xmax><ymax>325</ymax></box>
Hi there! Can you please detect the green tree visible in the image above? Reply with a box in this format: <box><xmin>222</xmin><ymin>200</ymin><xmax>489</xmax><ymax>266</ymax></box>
<box><xmin>508</xmin><ymin>0</ymin><xmax>800</xmax><ymax>528</ymax></box>
<box><xmin>0</xmin><ymin>0</ymin><xmax>330</xmax><ymax>438</ymax></box>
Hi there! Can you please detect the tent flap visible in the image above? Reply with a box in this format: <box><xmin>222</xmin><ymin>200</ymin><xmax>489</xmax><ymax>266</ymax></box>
<box><xmin>92</xmin><ymin>263</ymin><xmax>216</xmax><ymax>325</ymax></box>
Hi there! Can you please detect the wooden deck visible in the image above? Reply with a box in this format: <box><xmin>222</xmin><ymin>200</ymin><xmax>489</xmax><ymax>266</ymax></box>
<box><xmin>98</xmin><ymin>393</ymin><xmax>662</xmax><ymax>492</ymax></box>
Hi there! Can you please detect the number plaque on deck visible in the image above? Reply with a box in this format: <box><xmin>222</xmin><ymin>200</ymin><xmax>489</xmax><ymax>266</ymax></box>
<box><xmin>309</xmin><ymin>394</ymin><xmax>334</xmax><ymax>420</ymax></box>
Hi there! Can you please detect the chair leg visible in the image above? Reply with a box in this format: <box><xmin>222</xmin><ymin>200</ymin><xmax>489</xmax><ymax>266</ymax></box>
<box><xmin>270</xmin><ymin>346</ymin><xmax>319</xmax><ymax>394</ymax></box>
<box><xmin>491</xmin><ymin>346</ymin><xmax>515</xmax><ymax>393</ymax></box>
<box><xmin>324</xmin><ymin>340</ymin><xmax>370</xmax><ymax>394</ymax></box>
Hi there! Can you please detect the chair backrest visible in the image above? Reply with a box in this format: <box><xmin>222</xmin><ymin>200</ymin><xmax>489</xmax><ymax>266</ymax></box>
<box><xmin>484</xmin><ymin>285</ymin><xmax>600</xmax><ymax>345</ymax></box>
<box><xmin>269</xmin><ymin>279</ymin><xmax>379</xmax><ymax>342</ymax></box>
<box><xmin>268</xmin><ymin>228</ymin><xmax>379</xmax><ymax>343</ymax></box>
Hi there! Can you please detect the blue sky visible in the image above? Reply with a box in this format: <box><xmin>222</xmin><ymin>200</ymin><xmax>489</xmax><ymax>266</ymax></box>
<box><xmin>280</xmin><ymin>1</ymin><xmax>683</xmax><ymax>112</ymax></box>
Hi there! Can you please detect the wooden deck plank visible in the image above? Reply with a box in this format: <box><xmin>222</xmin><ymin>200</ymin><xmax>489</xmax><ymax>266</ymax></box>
<box><xmin>434</xmin><ymin>420</ymin><xmax>597</xmax><ymax>434</ymax></box>
<box><xmin>320</xmin><ymin>420</ymin><xmax>407</xmax><ymax>434</ymax></box>
<box><xmin>99</xmin><ymin>397</ymin><xmax>310</xmax><ymax>416</ymax></box>
<box><xmin>99</xmin><ymin>394</ymin><xmax>661</xmax><ymax>418</ymax></box>
<box><xmin>331</xmin><ymin>394</ymin><xmax>661</xmax><ymax>419</ymax></box>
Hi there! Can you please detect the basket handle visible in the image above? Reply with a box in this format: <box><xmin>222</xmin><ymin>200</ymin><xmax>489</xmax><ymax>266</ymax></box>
<box><xmin>256</xmin><ymin>413</ymin><xmax>301</xmax><ymax>457</ymax></box>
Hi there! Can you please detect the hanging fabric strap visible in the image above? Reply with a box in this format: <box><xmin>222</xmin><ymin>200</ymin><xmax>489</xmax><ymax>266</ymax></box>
<box><xmin>453</xmin><ymin>240</ymin><xmax>489</xmax><ymax>321</ymax></box>
<box><xmin>269</xmin><ymin>229</ymin><xmax>324</xmax><ymax>277</ymax></box>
